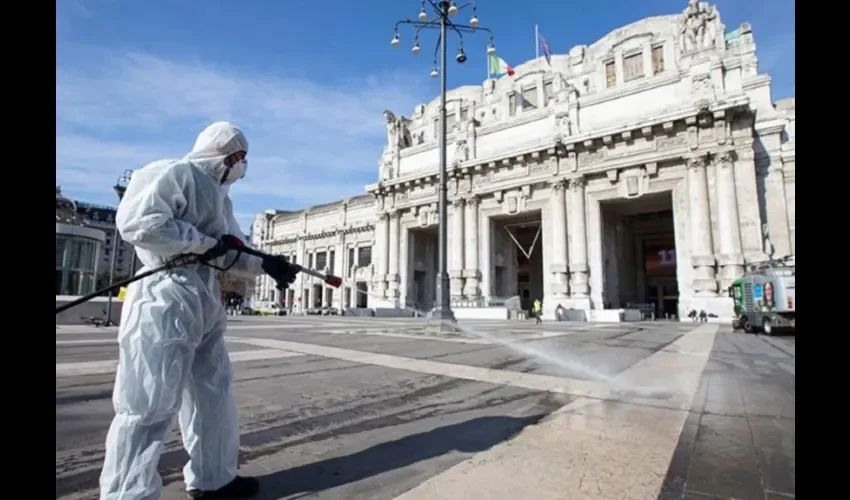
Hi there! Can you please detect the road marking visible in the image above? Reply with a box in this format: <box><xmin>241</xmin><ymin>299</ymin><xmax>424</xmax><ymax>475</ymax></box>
<box><xmin>56</xmin><ymin>338</ymin><xmax>257</xmax><ymax>347</ymax></box>
<box><xmin>322</xmin><ymin>329</ymin><xmax>580</xmax><ymax>344</ymax></box>
<box><xmin>325</xmin><ymin>329</ymin><xmax>493</xmax><ymax>345</ymax></box>
<box><xmin>55</xmin><ymin>349</ymin><xmax>304</xmax><ymax>377</ymax></box>
<box><xmin>226</xmin><ymin>334</ymin><xmax>704</xmax><ymax>409</ymax></box>
<box><xmin>56</xmin><ymin>339</ymin><xmax>117</xmax><ymax>346</ymax></box>
<box><xmin>392</xmin><ymin>324</ymin><xmax>719</xmax><ymax>500</ymax></box>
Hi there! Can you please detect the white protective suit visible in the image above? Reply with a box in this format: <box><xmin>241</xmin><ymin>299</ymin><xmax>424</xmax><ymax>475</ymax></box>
<box><xmin>99</xmin><ymin>122</ymin><xmax>265</xmax><ymax>500</ymax></box>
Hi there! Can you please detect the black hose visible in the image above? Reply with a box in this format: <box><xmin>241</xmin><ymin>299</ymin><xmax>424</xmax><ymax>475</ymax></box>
<box><xmin>56</xmin><ymin>254</ymin><xmax>201</xmax><ymax>314</ymax></box>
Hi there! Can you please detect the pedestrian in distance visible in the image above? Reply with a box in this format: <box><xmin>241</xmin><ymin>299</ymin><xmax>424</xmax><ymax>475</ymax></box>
<box><xmin>533</xmin><ymin>298</ymin><xmax>543</xmax><ymax>324</ymax></box>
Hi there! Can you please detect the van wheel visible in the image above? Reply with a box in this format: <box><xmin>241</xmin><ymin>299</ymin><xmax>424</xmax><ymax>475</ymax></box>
<box><xmin>762</xmin><ymin>317</ymin><xmax>774</xmax><ymax>336</ymax></box>
<box><xmin>742</xmin><ymin>317</ymin><xmax>754</xmax><ymax>334</ymax></box>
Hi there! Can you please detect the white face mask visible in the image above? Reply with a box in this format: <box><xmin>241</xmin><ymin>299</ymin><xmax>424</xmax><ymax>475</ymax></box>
<box><xmin>222</xmin><ymin>160</ymin><xmax>247</xmax><ymax>185</ymax></box>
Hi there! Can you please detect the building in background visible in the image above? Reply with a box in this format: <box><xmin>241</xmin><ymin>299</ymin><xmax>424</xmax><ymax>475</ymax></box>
<box><xmin>56</xmin><ymin>187</ymin><xmax>106</xmax><ymax>296</ymax></box>
<box><xmin>251</xmin><ymin>203</ymin><xmax>375</xmax><ymax>312</ymax></box>
<box><xmin>73</xmin><ymin>201</ymin><xmax>138</xmax><ymax>284</ymax></box>
<box><xmin>252</xmin><ymin>1</ymin><xmax>795</xmax><ymax>320</ymax></box>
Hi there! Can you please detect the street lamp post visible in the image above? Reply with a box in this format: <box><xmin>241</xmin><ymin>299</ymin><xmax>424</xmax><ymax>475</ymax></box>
<box><xmin>105</xmin><ymin>170</ymin><xmax>133</xmax><ymax>326</ymax></box>
<box><xmin>391</xmin><ymin>0</ymin><xmax>497</xmax><ymax>326</ymax></box>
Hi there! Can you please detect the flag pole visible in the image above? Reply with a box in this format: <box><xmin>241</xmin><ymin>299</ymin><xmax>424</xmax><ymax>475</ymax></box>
<box><xmin>535</xmin><ymin>24</ymin><xmax>539</xmax><ymax>60</ymax></box>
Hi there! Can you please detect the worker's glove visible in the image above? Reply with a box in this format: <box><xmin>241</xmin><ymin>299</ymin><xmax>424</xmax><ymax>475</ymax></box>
<box><xmin>261</xmin><ymin>255</ymin><xmax>299</xmax><ymax>290</ymax></box>
<box><xmin>199</xmin><ymin>234</ymin><xmax>244</xmax><ymax>263</ymax></box>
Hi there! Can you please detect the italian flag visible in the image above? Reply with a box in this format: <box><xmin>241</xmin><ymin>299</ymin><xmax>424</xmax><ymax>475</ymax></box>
<box><xmin>489</xmin><ymin>54</ymin><xmax>515</xmax><ymax>77</ymax></box>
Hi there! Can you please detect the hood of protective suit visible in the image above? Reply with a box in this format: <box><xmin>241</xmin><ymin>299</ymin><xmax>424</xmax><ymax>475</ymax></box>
<box><xmin>184</xmin><ymin>122</ymin><xmax>249</xmax><ymax>185</ymax></box>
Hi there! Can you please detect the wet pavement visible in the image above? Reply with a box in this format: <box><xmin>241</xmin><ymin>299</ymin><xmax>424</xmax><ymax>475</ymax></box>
<box><xmin>658</xmin><ymin>332</ymin><xmax>795</xmax><ymax>500</ymax></box>
<box><xmin>56</xmin><ymin>317</ymin><xmax>794</xmax><ymax>499</ymax></box>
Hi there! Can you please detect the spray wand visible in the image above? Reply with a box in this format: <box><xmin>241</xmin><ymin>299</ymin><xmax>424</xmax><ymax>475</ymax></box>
<box><xmin>229</xmin><ymin>242</ymin><xmax>343</xmax><ymax>290</ymax></box>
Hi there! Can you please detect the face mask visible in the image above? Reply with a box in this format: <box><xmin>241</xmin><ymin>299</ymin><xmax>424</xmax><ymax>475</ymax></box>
<box><xmin>222</xmin><ymin>160</ymin><xmax>247</xmax><ymax>185</ymax></box>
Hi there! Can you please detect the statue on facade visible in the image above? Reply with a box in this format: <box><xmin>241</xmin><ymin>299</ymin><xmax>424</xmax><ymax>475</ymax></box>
<box><xmin>379</xmin><ymin>158</ymin><xmax>395</xmax><ymax>182</ymax></box>
<box><xmin>554</xmin><ymin>111</ymin><xmax>572</xmax><ymax>139</ymax></box>
<box><xmin>678</xmin><ymin>0</ymin><xmax>719</xmax><ymax>54</ymax></box>
<box><xmin>452</xmin><ymin>139</ymin><xmax>470</xmax><ymax>165</ymax></box>
<box><xmin>383</xmin><ymin>110</ymin><xmax>398</xmax><ymax>149</ymax></box>
<box><xmin>382</xmin><ymin>109</ymin><xmax>413</xmax><ymax>153</ymax></box>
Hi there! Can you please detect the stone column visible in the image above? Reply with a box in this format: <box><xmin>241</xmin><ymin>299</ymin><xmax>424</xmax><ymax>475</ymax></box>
<box><xmin>463</xmin><ymin>196</ymin><xmax>481</xmax><ymax>299</ymax></box>
<box><xmin>715</xmin><ymin>151</ymin><xmax>744</xmax><ymax>289</ymax></box>
<box><xmin>387</xmin><ymin>211</ymin><xmax>401</xmax><ymax>301</ymax></box>
<box><xmin>568</xmin><ymin>177</ymin><xmax>589</xmax><ymax>296</ymax></box>
<box><xmin>373</xmin><ymin>212</ymin><xmax>389</xmax><ymax>297</ymax></box>
<box><xmin>549</xmin><ymin>180</ymin><xmax>569</xmax><ymax>298</ymax></box>
<box><xmin>642</xmin><ymin>43</ymin><xmax>654</xmax><ymax>77</ymax></box>
<box><xmin>687</xmin><ymin>155</ymin><xmax>717</xmax><ymax>295</ymax></box>
<box><xmin>450</xmin><ymin>198</ymin><xmax>465</xmax><ymax>300</ymax></box>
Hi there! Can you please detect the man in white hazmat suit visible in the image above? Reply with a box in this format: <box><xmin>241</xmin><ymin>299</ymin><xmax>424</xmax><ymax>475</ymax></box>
<box><xmin>99</xmin><ymin>122</ymin><xmax>297</xmax><ymax>500</ymax></box>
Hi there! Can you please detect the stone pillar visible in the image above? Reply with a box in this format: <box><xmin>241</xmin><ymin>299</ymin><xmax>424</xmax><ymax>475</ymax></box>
<box><xmin>642</xmin><ymin>43</ymin><xmax>654</xmax><ymax>77</ymax></box>
<box><xmin>450</xmin><ymin>198</ymin><xmax>465</xmax><ymax>300</ymax></box>
<box><xmin>715</xmin><ymin>151</ymin><xmax>744</xmax><ymax>289</ymax></box>
<box><xmin>321</xmin><ymin>286</ymin><xmax>329</xmax><ymax>307</ymax></box>
<box><xmin>568</xmin><ymin>177</ymin><xmax>589</xmax><ymax>297</ymax></box>
<box><xmin>687</xmin><ymin>155</ymin><xmax>717</xmax><ymax>296</ymax></box>
<box><xmin>463</xmin><ymin>196</ymin><xmax>481</xmax><ymax>299</ymax></box>
<box><xmin>373</xmin><ymin>212</ymin><xmax>389</xmax><ymax>297</ymax></box>
<box><xmin>387</xmin><ymin>211</ymin><xmax>401</xmax><ymax>301</ymax></box>
<box><xmin>614</xmin><ymin>51</ymin><xmax>625</xmax><ymax>85</ymax></box>
<box><xmin>549</xmin><ymin>180</ymin><xmax>569</xmax><ymax>298</ymax></box>
<box><xmin>763</xmin><ymin>165</ymin><xmax>793</xmax><ymax>258</ymax></box>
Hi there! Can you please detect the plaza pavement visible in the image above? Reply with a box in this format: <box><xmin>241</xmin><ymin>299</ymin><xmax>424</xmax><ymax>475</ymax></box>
<box><xmin>56</xmin><ymin>316</ymin><xmax>795</xmax><ymax>500</ymax></box>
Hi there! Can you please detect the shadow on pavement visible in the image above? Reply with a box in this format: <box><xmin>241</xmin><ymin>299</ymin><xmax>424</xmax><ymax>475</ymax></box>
<box><xmin>253</xmin><ymin>414</ymin><xmax>545</xmax><ymax>500</ymax></box>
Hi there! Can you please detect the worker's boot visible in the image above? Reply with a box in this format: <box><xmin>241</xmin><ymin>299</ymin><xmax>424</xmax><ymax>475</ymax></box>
<box><xmin>186</xmin><ymin>476</ymin><xmax>260</xmax><ymax>499</ymax></box>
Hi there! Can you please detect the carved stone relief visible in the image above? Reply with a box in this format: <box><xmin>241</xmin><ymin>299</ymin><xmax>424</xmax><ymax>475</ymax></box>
<box><xmin>568</xmin><ymin>176</ymin><xmax>586</xmax><ymax>191</ymax></box>
<box><xmin>691</xmin><ymin>73</ymin><xmax>716</xmax><ymax>110</ymax></box>
<box><xmin>678</xmin><ymin>0</ymin><xmax>720</xmax><ymax>54</ymax></box>
<box><xmin>529</xmin><ymin>160</ymin><xmax>552</xmax><ymax>175</ymax></box>
<box><xmin>473</xmin><ymin>171</ymin><xmax>494</xmax><ymax>187</ymax></box>
<box><xmin>581</xmin><ymin>150</ymin><xmax>605</xmax><ymax>167</ymax></box>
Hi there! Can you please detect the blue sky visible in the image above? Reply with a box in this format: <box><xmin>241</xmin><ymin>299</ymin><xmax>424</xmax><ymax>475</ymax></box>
<box><xmin>56</xmin><ymin>0</ymin><xmax>795</xmax><ymax>233</ymax></box>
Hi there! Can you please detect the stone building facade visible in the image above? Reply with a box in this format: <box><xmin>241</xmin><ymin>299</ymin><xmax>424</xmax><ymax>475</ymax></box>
<box><xmin>252</xmin><ymin>1</ymin><xmax>795</xmax><ymax>320</ymax></box>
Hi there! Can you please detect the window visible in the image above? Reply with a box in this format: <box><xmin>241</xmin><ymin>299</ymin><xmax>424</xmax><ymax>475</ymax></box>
<box><xmin>356</xmin><ymin>282</ymin><xmax>369</xmax><ymax>308</ymax></box>
<box><xmin>308</xmin><ymin>253</ymin><xmax>314</xmax><ymax>269</ymax></box>
<box><xmin>508</xmin><ymin>93</ymin><xmax>517</xmax><ymax>116</ymax></box>
<box><xmin>433</xmin><ymin>112</ymin><xmax>457</xmax><ymax>136</ymax></box>
<box><xmin>521</xmin><ymin>87</ymin><xmax>538</xmax><ymax>110</ymax></box>
<box><xmin>329</xmin><ymin>250</ymin><xmax>335</xmax><ymax>272</ymax></box>
<box><xmin>623</xmin><ymin>53</ymin><xmax>644</xmax><ymax>82</ymax></box>
<box><xmin>460</xmin><ymin>107</ymin><xmax>468</xmax><ymax>122</ymax></box>
<box><xmin>652</xmin><ymin>45</ymin><xmax>665</xmax><ymax>74</ymax></box>
<box><xmin>315</xmin><ymin>251</ymin><xmax>327</xmax><ymax>270</ymax></box>
<box><xmin>290</xmin><ymin>254</ymin><xmax>296</xmax><ymax>265</ymax></box>
<box><xmin>357</xmin><ymin>246</ymin><xmax>372</xmax><ymax>267</ymax></box>
<box><xmin>605</xmin><ymin>61</ymin><xmax>616</xmax><ymax>88</ymax></box>
<box><xmin>445</xmin><ymin>112</ymin><xmax>457</xmax><ymax>132</ymax></box>
<box><xmin>348</xmin><ymin>247</ymin><xmax>356</xmax><ymax>273</ymax></box>
<box><xmin>543</xmin><ymin>81</ymin><xmax>554</xmax><ymax>103</ymax></box>
<box><xmin>55</xmin><ymin>236</ymin><xmax>100</xmax><ymax>296</ymax></box>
